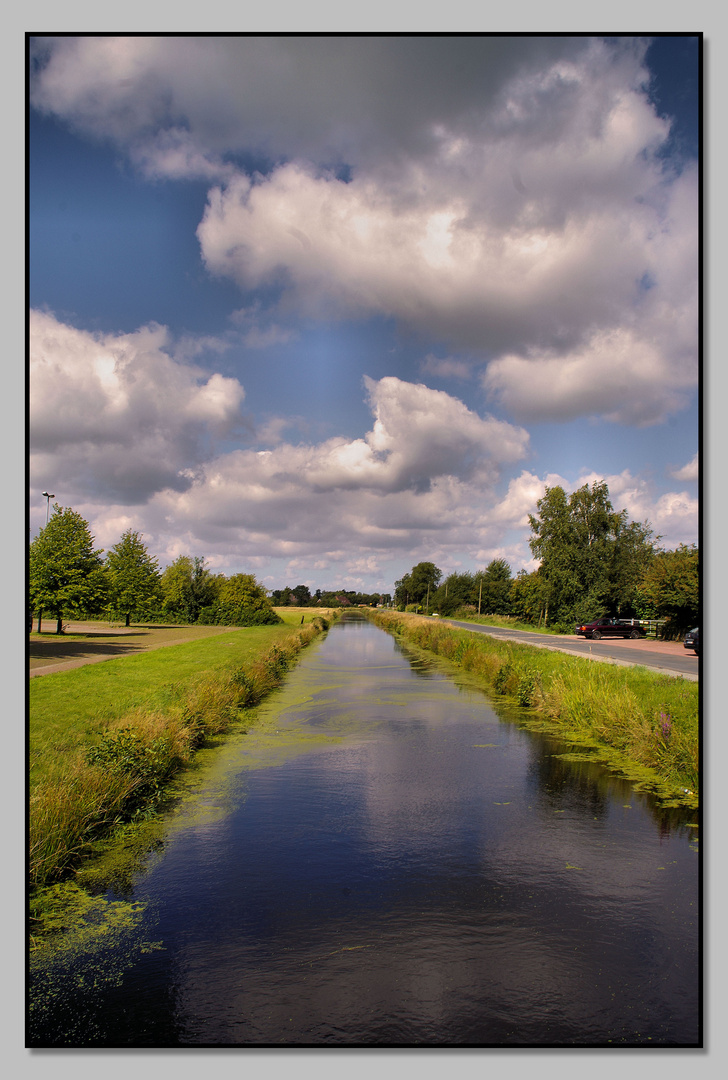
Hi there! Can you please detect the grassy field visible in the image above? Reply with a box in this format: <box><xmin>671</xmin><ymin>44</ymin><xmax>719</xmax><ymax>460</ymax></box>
<box><xmin>29</xmin><ymin>610</ymin><xmax>337</xmax><ymax>901</ymax></box>
<box><xmin>371</xmin><ymin>610</ymin><xmax>699</xmax><ymax>808</ymax></box>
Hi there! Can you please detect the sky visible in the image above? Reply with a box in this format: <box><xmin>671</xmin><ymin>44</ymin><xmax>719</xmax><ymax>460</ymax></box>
<box><xmin>28</xmin><ymin>33</ymin><xmax>700</xmax><ymax>597</ymax></box>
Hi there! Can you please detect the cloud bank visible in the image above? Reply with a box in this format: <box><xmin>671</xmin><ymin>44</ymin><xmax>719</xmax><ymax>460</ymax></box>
<box><xmin>29</xmin><ymin>35</ymin><xmax>699</xmax><ymax>589</ymax></box>
<box><xmin>30</xmin><ymin>36</ymin><xmax>698</xmax><ymax>429</ymax></box>
<box><xmin>31</xmin><ymin>309</ymin><xmax>696</xmax><ymax>587</ymax></box>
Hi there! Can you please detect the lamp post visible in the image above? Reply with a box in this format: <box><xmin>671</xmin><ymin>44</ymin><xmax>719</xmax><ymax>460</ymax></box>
<box><xmin>42</xmin><ymin>491</ymin><xmax>55</xmax><ymax>525</ymax></box>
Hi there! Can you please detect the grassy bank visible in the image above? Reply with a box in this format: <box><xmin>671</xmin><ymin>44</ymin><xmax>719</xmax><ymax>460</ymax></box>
<box><xmin>440</xmin><ymin>612</ymin><xmax>561</xmax><ymax>634</ymax></box>
<box><xmin>29</xmin><ymin>611</ymin><xmax>336</xmax><ymax>914</ymax></box>
<box><xmin>371</xmin><ymin>611</ymin><xmax>699</xmax><ymax>808</ymax></box>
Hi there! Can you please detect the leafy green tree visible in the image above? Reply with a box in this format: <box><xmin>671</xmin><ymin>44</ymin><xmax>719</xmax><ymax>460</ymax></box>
<box><xmin>431</xmin><ymin>571</ymin><xmax>476</xmax><ymax>616</ymax></box>
<box><xmin>510</xmin><ymin>569</ymin><xmax>548</xmax><ymax>625</ymax></box>
<box><xmin>394</xmin><ymin>561</ymin><xmax>442</xmax><ymax>610</ymax></box>
<box><xmin>105</xmin><ymin>530</ymin><xmax>162</xmax><ymax>626</ymax></box>
<box><xmin>190</xmin><ymin>557</ymin><xmax>221</xmax><ymax>620</ymax></box>
<box><xmin>528</xmin><ymin>481</ymin><xmax>656</xmax><ymax>628</ymax></box>
<box><xmin>637</xmin><ymin>544</ymin><xmax>699</xmax><ymax>637</ymax></box>
<box><xmin>160</xmin><ymin>556</ymin><xmax>195</xmax><ymax>620</ymax></box>
<box><xmin>291</xmin><ymin>584</ymin><xmax>312</xmax><ymax>606</ymax></box>
<box><xmin>29</xmin><ymin>506</ymin><xmax>106</xmax><ymax>633</ymax></box>
<box><xmin>161</xmin><ymin>555</ymin><xmax>220</xmax><ymax>622</ymax></box>
<box><xmin>609</xmin><ymin>519</ymin><xmax>658</xmax><ymax>615</ymax></box>
<box><xmin>199</xmin><ymin>573</ymin><xmax>282</xmax><ymax>626</ymax></box>
<box><xmin>475</xmin><ymin>559</ymin><xmax>513</xmax><ymax>615</ymax></box>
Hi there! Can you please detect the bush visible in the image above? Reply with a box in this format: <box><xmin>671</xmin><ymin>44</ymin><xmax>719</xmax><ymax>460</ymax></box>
<box><xmin>197</xmin><ymin>602</ymin><xmax>282</xmax><ymax>626</ymax></box>
<box><xmin>85</xmin><ymin>727</ymin><xmax>184</xmax><ymax>819</ymax></box>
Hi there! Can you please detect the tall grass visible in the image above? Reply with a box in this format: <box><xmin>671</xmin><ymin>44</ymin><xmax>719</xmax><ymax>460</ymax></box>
<box><xmin>29</xmin><ymin>616</ymin><xmax>332</xmax><ymax>892</ymax></box>
<box><xmin>371</xmin><ymin>611</ymin><xmax>699</xmax><ymax>803</ymax></box>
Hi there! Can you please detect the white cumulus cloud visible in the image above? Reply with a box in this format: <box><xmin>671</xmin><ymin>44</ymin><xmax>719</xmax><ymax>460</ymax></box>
<box><xmin>30</xmin><ymin>36</ymin><xmax>698</xmax><ymax>427</ymax></box>
<box><xmin>30</xmin><ymin>309</ymin><xmax>245</xmax><ymax>504</ymax></box>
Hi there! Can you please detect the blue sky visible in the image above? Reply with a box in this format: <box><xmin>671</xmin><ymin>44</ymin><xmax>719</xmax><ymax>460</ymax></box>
<box><xmin>28</xmin><ymin>34</ymin><xmax>700</xmax><ymax>596</ymax></box>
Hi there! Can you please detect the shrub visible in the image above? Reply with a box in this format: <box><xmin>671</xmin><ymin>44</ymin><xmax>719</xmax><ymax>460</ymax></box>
<box><xmin>85</xmin><ymin>727</ymin><xmax>184</xmax><ymax>819</ymax></box>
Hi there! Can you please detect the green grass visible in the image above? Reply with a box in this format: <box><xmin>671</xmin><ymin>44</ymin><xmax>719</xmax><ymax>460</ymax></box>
<box><xmin>441</xmin><ymin>612</ymin><xmax>563</xmax><ymax>634</ymax></box>
<box><xmin>371</xmin><ymin>610</ymin><xmax>699</xmax><ymax>807</ymax></box>
<box><xmin>30</xmin><ymin>624</ymin><xmax>304</xmax><ymax>788</ymax></box>
<box><xmin>29</xmin><ymin>623</ymin><xmax>234</xmax><ymax>669</ymax></box>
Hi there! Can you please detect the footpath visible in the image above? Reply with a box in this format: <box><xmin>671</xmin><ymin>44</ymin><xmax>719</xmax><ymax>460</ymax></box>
<box><xmin>29</xmin><ymin>621</ymin><xmax>233</xmax><ymax>677</ymax></box>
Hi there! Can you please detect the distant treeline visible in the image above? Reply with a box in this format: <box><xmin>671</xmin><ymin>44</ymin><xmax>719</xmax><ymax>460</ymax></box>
<box><xmin>269</xmin><ymin>585</ymin><xmax>392</xmax><ymax>608</ymax></box>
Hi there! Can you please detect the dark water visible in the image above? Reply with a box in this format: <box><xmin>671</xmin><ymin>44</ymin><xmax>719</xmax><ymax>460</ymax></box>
<box><xmin>29</xmin><ymin>615</ymin><xmax>700</xmax><ymax>1047</ymax></box>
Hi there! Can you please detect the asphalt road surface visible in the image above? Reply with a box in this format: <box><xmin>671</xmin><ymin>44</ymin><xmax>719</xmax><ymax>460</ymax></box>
<box><xmin>442</xmin><ymin>619</ymin><xmax>699</xmax><ymax>681</ymax></box>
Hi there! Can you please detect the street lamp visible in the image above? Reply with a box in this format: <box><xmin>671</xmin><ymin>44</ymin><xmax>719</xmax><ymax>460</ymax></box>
<box><xmin>42</xmin><ymin>491</ymin><xmax>55</xmax><ymax>525</ymax></box>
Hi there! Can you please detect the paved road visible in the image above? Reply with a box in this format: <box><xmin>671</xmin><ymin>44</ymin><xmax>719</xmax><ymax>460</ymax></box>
<box><xmin>442</xmin><ymin>619</ymin><xmax>699</xmax><ymax>681</ymax></box>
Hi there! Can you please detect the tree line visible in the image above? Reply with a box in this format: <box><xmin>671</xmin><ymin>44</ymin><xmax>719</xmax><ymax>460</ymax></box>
<box><xmin>29</xmin><ymin>506</ymin><xmax>281</xmax><ymax>633</ymax></box>
<box><xmin>28</xmin><ymin>505</ymin><xmax>393</xmax><ymax>634</ymax></box>
<box><xmin>29</xmin><ymin>481</ymin><xmax>698</xmax><ymax>638</ymax></box>
<box><xmin>269</xmin><ymin>585</ymin><xmax>392</xmax><ymax>608</ymax></box>
<box><xmin>394</xmin><ymin>482</ymin><xmax>698</xmax><ymax>638</ymax></box>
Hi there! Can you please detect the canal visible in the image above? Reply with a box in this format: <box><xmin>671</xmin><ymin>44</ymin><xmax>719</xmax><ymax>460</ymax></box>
<box><xmin>29</xmin><ymin>613</ymin><xmax>700</xmax><ymax>1047</ymax></box>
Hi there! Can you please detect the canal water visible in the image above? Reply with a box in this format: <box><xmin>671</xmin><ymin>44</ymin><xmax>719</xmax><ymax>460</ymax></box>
<box><xmin>29</xmin><ymin>614</ymin><xmax>700</xmax><ymax>1047</ymax></box>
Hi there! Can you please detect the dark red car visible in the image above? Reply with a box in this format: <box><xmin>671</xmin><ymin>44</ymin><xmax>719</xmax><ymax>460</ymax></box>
<box><xmin>575</xmin><ymin>619</ymin><xmax>645</xmax><ymax>640</ymax></box>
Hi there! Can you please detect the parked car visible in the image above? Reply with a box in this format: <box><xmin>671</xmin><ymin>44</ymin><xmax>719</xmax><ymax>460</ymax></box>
<box><xmin>575</xmin><ymin>618</ymin><xmax>646</xmax><ymax>640</ymax></box>
<box><xmin>683</xmin><ymin>627</ymin><xmax>700</xmax><ymax>656</ymax></box>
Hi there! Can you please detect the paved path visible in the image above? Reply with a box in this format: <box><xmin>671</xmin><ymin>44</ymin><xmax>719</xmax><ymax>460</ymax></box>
<box><xmin>29</xmin><ymin>621</ymin><xmax>233</xmax><ymax>678</ymax></box>
<box><xmin>442</xmin><ymin>619</ymin><xmax>699</xmax><ymax>681</ymax></box>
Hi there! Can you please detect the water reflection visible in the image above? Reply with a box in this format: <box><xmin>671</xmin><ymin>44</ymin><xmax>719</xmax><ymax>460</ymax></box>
<box><xmin>29</xmin><ymin>613</ymin><xmax>699</xmax><ymax>1047</ymax></box>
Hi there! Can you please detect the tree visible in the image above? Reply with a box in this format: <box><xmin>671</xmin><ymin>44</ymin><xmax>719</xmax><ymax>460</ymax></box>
<box><xmin>637</xmin><ymin>544</ymin><xmax>699</xmax><ymax>637</ymax></box>
<box><xmin>291</xmin><ymin>584</ymin><xmax>312</xmax><ymax>606</ymax></box>
<box><xmin>29</xmin><ymin>506</ymin><xmax>106</xmax><ymax>633</ymax></box>
<box><xmin>609</xmin><ymin>519</ymin><xmax>658</xmax><ymax>615</ymax></box>
<box><xmin>528</xmin><ymin>482</ymin><xmax>656</xmax><ymax>628</ymax></box>
<box><xmin>200</xmin><ymin>573</ymin><xmax>282</xmax><ymax>626</ymax></box>
<box><xmin>431</xmin><ymin>572</ymin><xmax>476</xmax><ymax>616</ymax></box>
<box><xmin>394</xmin><ymin>562</ymin><xmax>442</xmax><ymax>610</ymax></box>
<box><xmin>105</xmin><ymin>530</ymin><xmax>162</xmax><ymax>626</ymax></box>
<box><xmin>161</xmin><ymin>555</ymin><xmax>220</xmax><ymax>622</ymax></box>
<box><xmin>510</xmin><ymin>569</ymin><xmax>548</xmax><ymax>625</ymax></box>
<box><xmin>475</xmin><ymin>559</ymin><xmax>513</xmax><ymax>615</ymax></box>
<box><xmin>160</xmin><ymin>556</ymin><xmax>195</xmax><ymax>620</ymax></box>
<box><xmin>190</xmin><ymin>557</ymin><xmax>221</xmax><ymax>620</ymax></box>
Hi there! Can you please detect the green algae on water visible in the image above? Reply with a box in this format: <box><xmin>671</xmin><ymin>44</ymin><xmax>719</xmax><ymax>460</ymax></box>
<box><xmin>29</xmin><ymin>880</ymin><xmax>163</xmax><ymax>1043</ymax></box>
